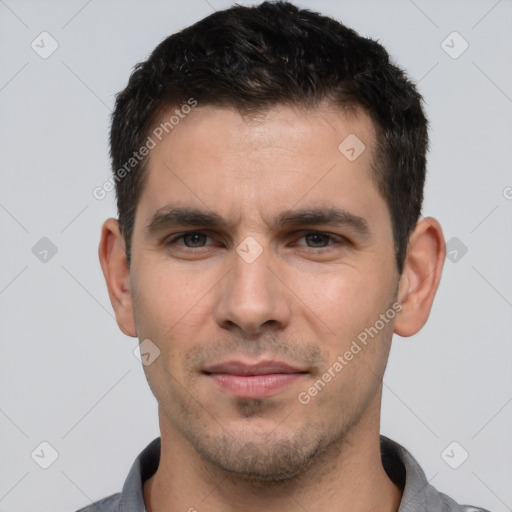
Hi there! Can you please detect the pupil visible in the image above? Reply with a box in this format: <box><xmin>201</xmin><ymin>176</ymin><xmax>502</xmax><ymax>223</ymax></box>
<box><xmin>186</xmin><ymin>233</ymin><xmax>204</xmax><ymax>247</ymax></box>
<box><xmin>308</xmin><ymin>233</ymin><xmax>327</xmax><ymax>247</ymax></box>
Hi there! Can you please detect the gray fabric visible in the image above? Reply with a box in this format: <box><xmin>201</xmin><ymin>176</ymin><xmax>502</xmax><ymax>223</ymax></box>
<box><xmin>75</xmin><ymin>436</ymin><xmax>491</xmax><ymax>512</ymax></box>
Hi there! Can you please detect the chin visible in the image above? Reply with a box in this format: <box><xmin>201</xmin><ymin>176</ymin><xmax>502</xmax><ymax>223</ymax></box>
<box><xmin>189</xmin><ymin>424</ymin><xmax>337</xmax><ymax>483</ymax></box>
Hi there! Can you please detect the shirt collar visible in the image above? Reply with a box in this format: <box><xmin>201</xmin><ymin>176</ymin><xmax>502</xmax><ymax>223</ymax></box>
<box><xmin>118</xmin><ymin>437</ymin><xmax>160</xmax><ymax>511</ymax></box>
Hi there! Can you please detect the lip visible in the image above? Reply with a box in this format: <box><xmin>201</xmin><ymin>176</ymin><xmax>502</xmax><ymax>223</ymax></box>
<box><xmin>204</xmin><ymin>360</ymin><xmax>306</xmax><ymax>375</ymax></box>
<box><xmin>203</xmin><ymin>360</ymin><xmax>308</xmax><ymax>398</ymax></box>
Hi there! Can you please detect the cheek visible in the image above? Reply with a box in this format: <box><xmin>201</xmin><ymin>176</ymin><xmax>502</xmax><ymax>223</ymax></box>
<box><xmin>292</xmin><ymin>265</ymin><xmax>395</xmax><ymax>335</ymax></box>
<box><xmin>132</xmin><ymin>262</ymin><xmax>218</xmax><ymax>380</ymax></box>
<box><xmin>133</xmin><ymin>260</ymin><xmax>204</xmax><ymax>333</ymax></box>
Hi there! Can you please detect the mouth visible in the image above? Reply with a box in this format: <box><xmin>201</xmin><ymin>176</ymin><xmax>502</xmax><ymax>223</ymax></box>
<box><xmin>203</xmin><ymin>360</ymin><xmax>309</xmax><ymax>398</ymax></box>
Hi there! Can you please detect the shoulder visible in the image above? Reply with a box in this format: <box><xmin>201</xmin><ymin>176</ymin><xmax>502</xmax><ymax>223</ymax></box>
<box><xmin>74</xmin><ymin>492</ymin><xmax>121</xmax><ymax>512</ymax></box>
<box><xmin>380</xmin><ymin>435</ymin><xmax>493</xmax><ymax>512</ymax></box>
<box><xmin>435</xmin><ymin>486</ymin><xmax>493</xmax><ymax>512</ymax></box>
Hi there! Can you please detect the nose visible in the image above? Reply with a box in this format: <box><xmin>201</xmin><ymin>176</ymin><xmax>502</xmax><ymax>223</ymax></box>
<box><xmin>213</xmin><ymin>244</ymin><xmax>292</xmax><ymax>336</ymax></box>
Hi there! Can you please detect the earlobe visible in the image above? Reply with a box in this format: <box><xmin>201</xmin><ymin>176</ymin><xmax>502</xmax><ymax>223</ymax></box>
<box><xmin>394</xmin><ymin>217</ymin><xmax>445</xmax><ymax>337</ymax></box>
<box><xmin>98</xmin><ymin>218</ymin><xmax>137</xmax><ymax>337</ymax></box>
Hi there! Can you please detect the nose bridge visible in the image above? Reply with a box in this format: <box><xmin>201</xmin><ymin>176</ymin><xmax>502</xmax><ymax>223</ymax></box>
<box><xmin>232</xmin><ymin>241</ymin><xmax>272</xmax><ymax>297</ymax></box>
<box><xmin>214</xmin><ymin>240</ymin><xmax>290</xmax><ymax>334</ymax></box>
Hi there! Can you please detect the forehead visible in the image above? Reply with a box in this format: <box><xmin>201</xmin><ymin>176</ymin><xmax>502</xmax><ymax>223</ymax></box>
<box><xmin>135</xmin><ymin>103</ymin><xmax>385</xmax><ymax>232</ymax></box>
<box><xmin>147</xmin><ymin>102</ymin><xmax>377</xmax><ymax>169</ymax></box>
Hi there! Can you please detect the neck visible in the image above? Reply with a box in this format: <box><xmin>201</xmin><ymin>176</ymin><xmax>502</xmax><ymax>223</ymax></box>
<box><xmin>144</xmin><ymin>396</ymin><xmax>402</xmax><ymax>512</ymax></box>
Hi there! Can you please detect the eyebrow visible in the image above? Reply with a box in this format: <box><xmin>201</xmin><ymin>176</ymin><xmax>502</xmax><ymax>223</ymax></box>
<box><xmin>145</xmin><ymin>205</ymin><xmax>370</xmax><ymax>238</ymax></box>
<box><xmin>275</xmin><ymin>208</ymin><xmax>369</xmax><ymax>236</ymax></box>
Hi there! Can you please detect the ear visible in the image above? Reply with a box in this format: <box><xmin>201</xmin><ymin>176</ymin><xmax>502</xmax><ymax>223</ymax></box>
<box><xmin>98</xmin><ymin>218</ymin><xmax>137</xmax><ymax>337</ymax></box>
<box><xmin>394</xmin><ymin>217</ymin><xmax>445</xmax><ymax>337</ymax></box>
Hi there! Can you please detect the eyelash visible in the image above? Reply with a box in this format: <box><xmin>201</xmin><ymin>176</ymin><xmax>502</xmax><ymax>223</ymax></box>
<box><xmin>165</xmin><ymin>230</ymin><xmax>346</xmax><ymax>252</ymax></box>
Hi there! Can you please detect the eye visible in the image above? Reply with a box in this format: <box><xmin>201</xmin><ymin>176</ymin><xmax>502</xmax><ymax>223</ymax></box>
<box><xmin>164</xmin><ymin>230</ymin><xmax>347</xmax><ymax>254</ymax></box>
<box><xmin>294</xmin><ymin>231</ymin><xmax>345</xmax><ymax>249</ymax></box>
<box><xmin>166</xmin><ymin>231</ymin><xmax>213</xmax><ymax>249</ymax></box>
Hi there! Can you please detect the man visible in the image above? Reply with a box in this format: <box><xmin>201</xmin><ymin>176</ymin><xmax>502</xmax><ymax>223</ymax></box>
<box><xmin>81</xmin><ymin>1</ymin><xmax>491</xmax><ymax>511</ymax></box>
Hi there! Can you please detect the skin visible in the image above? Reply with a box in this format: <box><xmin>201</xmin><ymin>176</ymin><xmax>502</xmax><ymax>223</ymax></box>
<box><xmin>99</xmin><ymin>102</ymin><xmax>445</xmax><ymax>512</ymax></box>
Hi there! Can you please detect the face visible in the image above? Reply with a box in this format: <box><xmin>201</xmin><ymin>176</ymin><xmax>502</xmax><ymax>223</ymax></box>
<box><xmin>128</xmin><ymin>103</ymin><xmax>401</xmax><ymax>480</ymax></box>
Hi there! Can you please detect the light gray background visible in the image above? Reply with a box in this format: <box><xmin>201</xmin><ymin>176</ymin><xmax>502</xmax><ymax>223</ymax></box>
<box><xmin>1</xmin><ymin>0</ymin><xmax>511</xmax><ymax>511</ymax></box>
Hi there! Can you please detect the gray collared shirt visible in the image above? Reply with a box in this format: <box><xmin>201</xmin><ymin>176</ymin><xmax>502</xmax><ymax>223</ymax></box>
<box><xmin>75</xmin><ymin>436</ymin><xmax>491</xmax><ymax>512</ymax></box>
